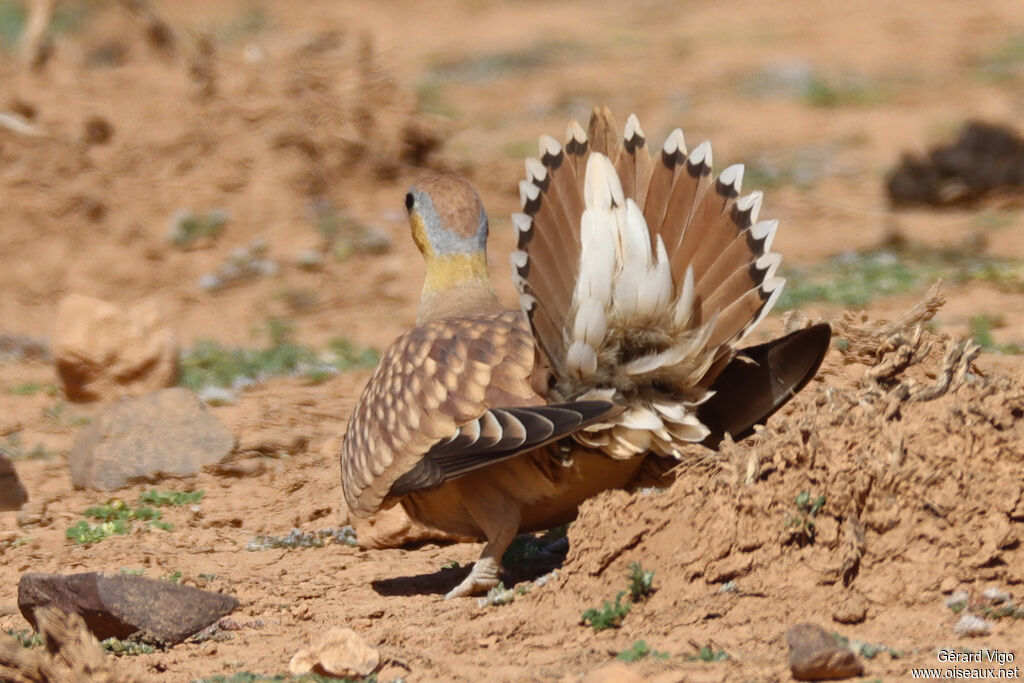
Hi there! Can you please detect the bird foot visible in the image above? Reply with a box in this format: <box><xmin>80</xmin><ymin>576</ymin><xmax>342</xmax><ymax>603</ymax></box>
<box><xmin>444</xmin><ymin>558</ymin><xmax>501</xmax><ymax>599</ymax></box>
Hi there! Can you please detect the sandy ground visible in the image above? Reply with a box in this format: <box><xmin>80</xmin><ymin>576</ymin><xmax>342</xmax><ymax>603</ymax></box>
<box><xmin>2</xmin><ymin>0</ymin><xmax>1024</xmax><ymax>680</ymax></box>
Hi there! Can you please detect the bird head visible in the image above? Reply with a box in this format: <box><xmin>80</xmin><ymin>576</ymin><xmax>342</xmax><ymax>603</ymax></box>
<box><xmin>404</xmin><ymin>175</ymin><xmax>497</xmax><ymax>321</ymax></box>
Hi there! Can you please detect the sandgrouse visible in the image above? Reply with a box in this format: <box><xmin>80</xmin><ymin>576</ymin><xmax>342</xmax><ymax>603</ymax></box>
<box><xmin>341</xmin><ymin>108</ymin><xmax>830</xmax><ymax>599</ymax></box>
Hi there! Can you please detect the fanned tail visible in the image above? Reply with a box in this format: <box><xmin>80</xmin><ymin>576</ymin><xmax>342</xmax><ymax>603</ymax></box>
<box><xmin>512</xmin><ymin>108</ymin><xmax>828</xmax><ymax>458</ymax></box>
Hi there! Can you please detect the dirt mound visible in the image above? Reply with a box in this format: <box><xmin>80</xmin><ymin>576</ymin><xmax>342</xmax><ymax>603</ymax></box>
<box><xmin>543</xmin><ymin>292</ymin><xmax>1024</xmax><ymax>674</ymax></box>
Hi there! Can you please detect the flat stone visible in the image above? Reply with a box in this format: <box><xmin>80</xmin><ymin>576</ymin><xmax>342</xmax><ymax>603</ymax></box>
<box><xmin>18</xmin><ymin>571</ymin><xmax>238</xmax><ymax>645</ymax></box>
<box><xmin>53</xmin><ymin>294</ymin><xmax>178</xmax><ymax>402</ymax></box>
<box><xmin>787</xmin><ymin>623</ymin><xmax>864</xmax><ymax>681</ymax></box>
<box><xmin>0</xmin><ymin>454</ymin><xmax>28</xmax><ymax>511</ymax></box>
<box><xmin>69</xmin><ymin>387</ymin><xmax>235</xmax><ymax>490</ymax></box>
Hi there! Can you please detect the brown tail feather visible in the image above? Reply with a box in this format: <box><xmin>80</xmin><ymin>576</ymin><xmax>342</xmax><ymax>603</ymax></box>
<box><xmin>694</xmin><ymin>227</ymin><xmax>763</xmax><ymax>299</ymax></box>
<box><xmin>705</xmin><ymin>285</ymin><xmax>770</xmax><ymax>350</ymax></box>
<box><xmin>642</xmin><ymin>135</ymin><xmax>687</xmax><ymax>233</ymax></box>
<box><xmin>587</xmin><ymin>106</ymin><xmax>620</xmax><ymax>161</ymax></box>
<box><xmin>565</xmin><ymin>120</ymin><xmax>589</xmax><ymax>196</ymax></box>
<box><xmin>658</xmin><ymin>147</ymin><xmax>715</xmax><ymax>262</ymax></box>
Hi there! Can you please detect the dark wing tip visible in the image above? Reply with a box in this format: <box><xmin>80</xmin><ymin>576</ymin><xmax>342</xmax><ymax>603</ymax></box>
<box><xmin>698</xmin><ymin>323</ymin><xmax>831</xmax><ymax>449</ymax></box>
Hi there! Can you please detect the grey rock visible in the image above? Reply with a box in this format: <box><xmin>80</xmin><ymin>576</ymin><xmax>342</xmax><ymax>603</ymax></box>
<box><xmin>18</xmin><ymin>571</ymin><xmax>238</xmax><ymax>645</ymax></box>
<box><xmin>787</xmin><ymin>623</ymin><xmax>864</xmax><ymax>681</ymax></box>
<box><xmin>0</xmin><ymin>453</ymin><xmax>28</xmax><ymax>510</ymax></box>
<box><xmin>69</xmin><ymin>387</ymin><xmax>235</xmax><ymax>490</ymax></box>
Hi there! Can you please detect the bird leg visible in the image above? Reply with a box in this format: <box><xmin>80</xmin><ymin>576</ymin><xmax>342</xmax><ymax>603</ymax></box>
<box><xmin>444</xmin><ymin>489</ymin><xmax>521</xmax><ymax>600</ymax></box>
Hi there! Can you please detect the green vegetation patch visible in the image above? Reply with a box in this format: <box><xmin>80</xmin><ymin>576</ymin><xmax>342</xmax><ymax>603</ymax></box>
<box><xmin>1</xmin><ymin>433</ymin><xmax>57</xmax><ymax>461</ymax></box>
<box><xmin>179</xmin><ymin>321</ymin><xmax>378</xmax><ymax>391</ymax></box>
<box><xmin>64</xmin><ymin>490</ymin><xmax>201</xmax><ymax>545</ymax></box>
<box><xmin>784</xmin><ymin>490</ymin><xmax>827</xmax><ymax>544</ymax></box>
<box><xmin>582</xmin><ymin>591</ymin><xmax>631</xmax><ymax>631</ymax></box>
<box><xmin>581</xmin><ymin>561</ymin><xmax>657</xmax><ymax>631</ymax></box>
<box><xmin>4</xmin><ymin>628</ymin><xmax>43</xmax><ymax>648</ymax></box>
<box><xmin>778</xmin><ymin>246</ymin><xmax>1024</xmax><ymax>310</ymax></box>
<box><xmin>972</xmin><ymin>33</ymin><xmax>1024</xmax><ymax>81</ymax></box>
<box><xmin>969</xmin><ymin>315</ymin><xmax>1024</xmax><ymax>355</ymax></box>
<box><xmin>169</xmin><ymin>209</ymin><xmax>229</xmax><ymax>248</ymax></box>
<box><xmin>138</xmin><ymin>489</ymin><xmax>204</xmax><ymax>507</ymax></box>
<box><xmin>800</xmin><ymin>75</ymin><xmax>891</xmax><ymax>108</ymax></box>
<box><xmin>626</xmin><ymin>561</ymin><xmax>655</xmax><ymax>601</ymax></box>
<box><xmin>687</xmin><ymin>644</ymin><xmax>731</xmax><ymax>662</ymax></box>
<box><xmin>101</xmin><ymin>637</ymin><xmax>156</xmax><ymax>656</ymax></box>
<box><xmin>617</xmin><ymin>639</ymin><xmax>670</xmax><ymax>663</ymax></box>
<box><xmin>9</xmin><ymin>381</ymin><xmax>57</xmax><ymax>396</ymax></box>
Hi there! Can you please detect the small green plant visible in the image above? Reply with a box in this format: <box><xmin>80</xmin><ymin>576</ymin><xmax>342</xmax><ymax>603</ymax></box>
<box><xmin>687</xmin><ymin>644</ymin><xmax>730</xmax><ymax>662</ymax></box>
<box><xmin>800</xmin><ymin>75</ymin><xmax>890</xmax><ymax>108</ymax></box>
<box><xmin>626</xmin><ymin>562</ymin><xmax>655</xmax><ymax>601</ymax></box>
<box><xmin>4</xmin><ymin>628</ymin><xmax>43</xmax><ymax>648</ymax></box>
<box><xmin>119</xmin><ymin>567</ymin><xmax>145</xmax><ymax>576</ymax></box>
<box><xmin>785</xmin><ymin>490</ymin><xmax>826</xmax><ymax>543</ymax></box>
<box><xmin>138</xmin><ymin>489</ymin><xmax>204</xmax><ymax>507</ymax></box>
<box><xmin>168</xmin><ymin>209</ymin><xmax>228</xmax><ymax>248</ymax></box>
<box><xmin>582</xmin><ymin>591</ymin><xmax>631</xmax><ymax>631</ymax></box>
<box><xmin>100</xmin><ymin>637</ymin><xmax>155</xmax><ymax>656</ymax></box>
<box><xmin>162</xmin><ymin>570</ymin><xmax>183</xmax><ymax>583</ymax></box>
<box><xmin>616</xmin><ymin>639</ymin><xmax>670</xmax><ymax>663</ymax></box>
<box><xmin>441</xmin><ymin>560</ymin><xmax>460</xmax><ymax>570</ymax></box>
<box><xmin>65</xmin><ymin>499</ymin><xmax>173</xmax><ymax>545</ymax></box>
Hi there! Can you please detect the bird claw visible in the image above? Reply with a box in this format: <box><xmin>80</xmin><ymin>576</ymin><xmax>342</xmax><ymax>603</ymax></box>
<box><xmin>443</xmin><ymin>559</ymin><xmax>502</xmax><ymax>599</ymax></box>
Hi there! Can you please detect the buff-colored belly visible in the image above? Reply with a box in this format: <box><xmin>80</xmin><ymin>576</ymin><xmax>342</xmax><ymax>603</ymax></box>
<box><xmin>401</xmin><ymin>447</ymin><xmax>647</xmax><ymax>539</ymax></box>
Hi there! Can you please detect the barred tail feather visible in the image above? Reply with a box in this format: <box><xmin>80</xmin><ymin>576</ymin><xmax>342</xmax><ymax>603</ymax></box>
<box><xmin>512</xmin><ymin>109</ymin><xmax>828</xmax><ymax>458</ymax></box>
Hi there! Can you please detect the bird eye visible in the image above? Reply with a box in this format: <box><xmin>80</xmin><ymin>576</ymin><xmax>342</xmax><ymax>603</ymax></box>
<box><xmin>405</xmin><ymin>192</ymin><xmax>414</xmax><ymax>211</ymax></box>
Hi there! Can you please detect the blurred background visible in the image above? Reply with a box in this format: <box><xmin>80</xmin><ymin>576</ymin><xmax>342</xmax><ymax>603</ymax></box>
<box><xmin>1</xmin><ymin>0</ymin><xmax>1023</xmax><ymax>358</ymax></box>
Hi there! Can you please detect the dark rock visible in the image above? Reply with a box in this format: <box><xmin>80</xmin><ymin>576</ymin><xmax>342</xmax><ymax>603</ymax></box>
<box><xmin>18</xmin><ymin>571</ymin><xmax>238</xmax><ymax>645</ymax></box>
<box><xmin>0</xmin><ymin>454</ymin><xmax>28</xmax><ymax>511</ymax></box>
<box><xmin>886</xmin><ymin>120</ymin><xmax>1024</xmax><ymax>206</ymax></box>
<box><xmin>69</xmin><ymin>387</ymin><xmax>235</xmax><ymax>490</ymax></box>
<box><xmin>787</xmin><ymin>622</ymin><xmax>864</xmax><ymax>681</ymax></box>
